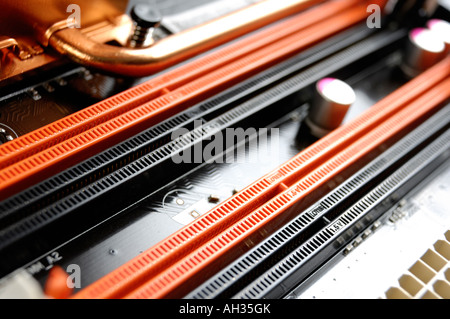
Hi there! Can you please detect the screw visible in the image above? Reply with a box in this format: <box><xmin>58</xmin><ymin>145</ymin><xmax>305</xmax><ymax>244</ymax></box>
<box><xmin>128</xmin><ymin>4</ymin><xmax>162</xmax><ymax>48</ymax></box>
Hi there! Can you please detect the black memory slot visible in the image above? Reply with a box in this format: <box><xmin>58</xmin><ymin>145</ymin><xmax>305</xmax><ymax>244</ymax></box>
<box><xmin>235</xmin><ymin>129</ymin><xmax>450</xmax><ymax>299</ymax></box>
<box><xmin>0</xmin><ymin>28</ymin><xmax>407</xmax><ymax>276</ymax></box>
<box><xmin>0</xmin><ymin>23</ymin><xmax>377</xmax><ymax>227</ymax></box>
<box><xmin>185</xmin><ymin>105</ymin><xmax>450</xmax><ymax>299</ymax></box>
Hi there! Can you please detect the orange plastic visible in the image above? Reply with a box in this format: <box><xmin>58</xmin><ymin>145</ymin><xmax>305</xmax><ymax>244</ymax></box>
<box><xmin>44</xmin><ymin>266</ymin><xmax>73</xmax><ymax>299</ymax></box>
<box><xmin>0</xmin><ymin>0</ymin><xmax>360</xmax><ymax>170</ymax></box>
<box><xmin>0</xmin><ymin>4</ymin><xmax>372</xmax><ymax>200</ymax></box>
<box><xmin>73</xmin><ymin>57</ymin><xmax>450</xmax><ymax>299</ymax></box>
<box><xmin>126</xmin><ymin>78</ymin><xmax>450</xmax><ymax>299</ymax></box>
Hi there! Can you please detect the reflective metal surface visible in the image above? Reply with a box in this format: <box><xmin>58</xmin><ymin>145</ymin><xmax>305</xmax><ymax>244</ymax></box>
<box><xmin>47</xmin><ymin>0</ymin><xmax>323</xmax><ymax>76</ymax></box>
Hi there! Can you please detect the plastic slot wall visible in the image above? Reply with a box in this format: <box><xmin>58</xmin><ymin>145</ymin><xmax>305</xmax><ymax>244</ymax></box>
<box><xmin>73</xmin><ymin>58</ymin><xmax>450</xmax><ymax>299</ymax></box>
<box><xmin>0</xmin><ymin>2</ymin><xmax>371</xmax><ymax>200</ymax></box>
<box><xmin>124</xmin><ymin>78</ymin><xmax>450</xmax><ymax>299</ymax></box>
<box><xmin>185</xmin><ymin>104</ymin><xmax>450</xmax><ymax>299</ymax></box>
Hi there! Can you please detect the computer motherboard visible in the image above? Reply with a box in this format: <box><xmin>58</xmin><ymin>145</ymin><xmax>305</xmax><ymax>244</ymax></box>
<box><xmin>0</xmin><ymin>0</ymin><xmax>449</xmax><ymax>300</ymax></box>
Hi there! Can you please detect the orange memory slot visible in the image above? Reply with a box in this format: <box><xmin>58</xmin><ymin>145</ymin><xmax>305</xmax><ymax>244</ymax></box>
<box><xmin>0</xmin><ymin>3</ymin><xmax>373</xmax><ymax>200</ymax></box>
<box><xmin>0</xmin><ymin>0</ymin><xmax>362</xmax><ymax>170</ymax></box>
<box><xmin>127</xmin><ymin>77</ymin><xmax>450</xmax><ymax>299</ymax></box>
<box><xmin>73</xmin><ymin>58</ymin><xmax>450</xmax><ymax>299</ymax></box>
